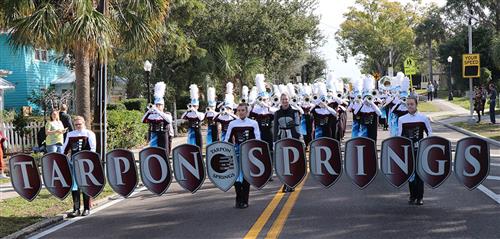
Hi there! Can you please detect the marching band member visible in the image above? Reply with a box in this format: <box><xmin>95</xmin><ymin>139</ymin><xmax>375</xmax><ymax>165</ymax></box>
<box><xmin>181</xmin><ymin>84</ymin><xmax>204</xmax><ymax>149</ymax></box>
<box><xmin>335</xmin><ymin>78</ymin><xmax>348</xmax><ymax>140</ymax></box>
<box><xmin>273</xmin><ymin>93</ymin><xmax>302</xmax><ymax>192</ymax></box>
<box><xmin>205</xmin><ymin>87</ymin><xmax>219</xmax><ymax>144</ymax></box>
<box><xmin>224</xmin><ymin>103</ymin><xmax>261</xmax><ymax>209</ymax></box>
<box><xmin>62</xmin><ymin>116</ymin><xmax>96</xmax><ymax>217</ymax></box>
<box><xmin>250</xmin><ymin>74</ymin><xmax>274</xmax><ymax>152</ymax></box>
<box><xmin>326</xmin><ymin>74</ymin><xmax>339</xmax><ymax>140</ymax></box>
<box><xmin>214</xmin><ymin>82</ymin><xmax>238</xmax><ymax>140</ymax></box>
<box><xmin>389</xmin><ymin>75</ymin><xmax>410</xmax><ymax>136</ymax></box>
<box><xmin>355</xmin><ymin>75</ymin><xmax>382</xmax><ymax>141</ymax></box>
<box><xmin>312</xmin><ymin>81</ymin><xmax>337</xmax><ymax>138</ymax></box>
<box><xmin>397</xmin><ymin>95</ymin><xmax>432</xmax><ymax>206</ymax></box>
<box><xmin>348</xmin><ymin>77</ymin><xmax>363</xmax><ymax>138</ymax></box>
<box><xmin>299</xmin><ymin>83</ymin><xmax>314</xmax><ymax>149</ymax></box>
<box><xmin>142</xmin><ymin>82</ymin><xmax>172</xmax><ymax>150</ymax></box>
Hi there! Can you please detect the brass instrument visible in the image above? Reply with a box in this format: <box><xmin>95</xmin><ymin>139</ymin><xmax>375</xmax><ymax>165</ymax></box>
<box><xmin>272</xmin><ymin>95</ymin><xmax>280</xmax><ymax>104</ymax></box>
<box><xmin>291</xmin><ymin>96</ymin><xmax>299</xmax><ymax>104</ymax></box>
<box><xmin>304</xmin><ymin>96</ymin><xmax>311</xmax><ymax>103</ymax></box>
<box><xmin>401</xmin><ymin>97</ymin><xmax>407</xmax><ymax>104</ymax></box>
<box><xmin>240</xmin><ymin>98</ymin><xmax>247</xmax><ymax>104</ymax></box>
<box><xmin>312</xmin><ymin>94</ymin><xmax>319</xmax><ymax>101</ymax></box>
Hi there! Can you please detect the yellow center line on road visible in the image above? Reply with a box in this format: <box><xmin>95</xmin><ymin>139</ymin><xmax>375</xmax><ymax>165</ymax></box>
<box><xmin>244</xmin><ymin>187</ymin><xmax>286</xmax><ymax>239</ymax></box>
<box><xmin>265</xmin><ymin>173</ymin><xmax>308</xmax><ymax>239</ymax></box>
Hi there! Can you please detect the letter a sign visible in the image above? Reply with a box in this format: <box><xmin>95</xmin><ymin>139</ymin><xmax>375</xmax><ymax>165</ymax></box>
<box><xmin>172</xmin><ymin>144</ymin><xmax>205</xmax><ymax>193</ymax></box>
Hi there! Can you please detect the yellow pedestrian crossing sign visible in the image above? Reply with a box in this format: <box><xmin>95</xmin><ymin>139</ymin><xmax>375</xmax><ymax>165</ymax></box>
<box><xmin>404</xmin><ymin>57</ymin><xmax>417</xmax><ymax>75</ymax></box>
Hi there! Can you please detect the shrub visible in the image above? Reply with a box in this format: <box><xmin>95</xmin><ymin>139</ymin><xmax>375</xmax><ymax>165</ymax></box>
<box><xmin>107</xmin><ymin>103</ymin><xmax>126</xmax><ymax>110</ymax></box>
<box><xmin>122</xmin><ymin>98</ymin><xmax>147</xmax><ymax>111</ymax></box>
<box><xmin>107</xmin><ymin>110</ymin><xmax>148</xmax><ymax>150</ymax></box>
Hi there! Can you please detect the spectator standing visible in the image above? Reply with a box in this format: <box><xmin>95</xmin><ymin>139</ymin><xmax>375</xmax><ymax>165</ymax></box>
<box><xmin>489</xmin><ymin>84</ymin><xmax>497</xmax><ymax>124</ymax></box>
<box><xmin>45</xmin><ymin>110</ymin><xmax>66</xmax><ymax>153</ymax></box>
<box><xmin>59</xmin><ymin>104</ymin><xmax>74</xmax><ymax>141</ymax></box>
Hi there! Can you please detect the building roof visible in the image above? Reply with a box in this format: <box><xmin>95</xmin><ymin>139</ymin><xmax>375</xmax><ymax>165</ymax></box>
<box><xmin>0</xmin><ymin>77</ymin><xmax>15</xmax><ymax>90</ymax></box>
<box><xmin>51</xmin><ymin>71</ymin><xmax>75</xmax><ymax>85</ymax></box>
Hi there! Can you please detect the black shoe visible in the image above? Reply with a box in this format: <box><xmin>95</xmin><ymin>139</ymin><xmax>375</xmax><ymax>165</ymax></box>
<box><xmin>286</xmin><ymin>187</ymin><xmax>295</xmax><ymax>193</ymax></box>
<box><xmin>240</xmin><ymin>203</ymin><xmax>248</xmax><ymax>209</ymax></box>
<box><xmin>235</xmin><ymin>201</ymin><xmax>240</xmax><ymax>208</ymax></box>
<box><xmin>68</xmin><ymin>210</ymin><xmax>80</xmax><ymax>218</ymax></box>
<box><xmin>282</xmin><ymin>185</ymin><xmax>287</xmax><ymax>193</ymax></box>
<box><xmin>81</xmin><ymin>209</ymin><xmax>90</xmax><ymax>216</ymax></box>
<box><xmin>408</xmin><ymin>198</ymin><xmax>416</xmax><ymax>205</ymax></box>
<box><xmin>416</xmin><ymin>199</ymin><xmax>424</xmax><ymax>206</ymax></box>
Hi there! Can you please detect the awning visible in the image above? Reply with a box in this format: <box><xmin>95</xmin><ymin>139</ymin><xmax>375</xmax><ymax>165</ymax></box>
<box><xmin>51</xmin><ymin>71</ymin><xmax>75</xmax><ymax>85</ymax></box>
<box><xmin>0</xmin><ymin>77</ymin><xmax>15</xmax><ymax>90</ymax></box>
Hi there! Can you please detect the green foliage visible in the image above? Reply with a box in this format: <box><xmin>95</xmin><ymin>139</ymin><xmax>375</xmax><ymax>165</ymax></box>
<box><xmin>302</xmin><ymin>53</ymin><xmax>327</xmax><ymax>82</ymax></box>
<box><xmin>122</xmin><ymin>98</ymin><xmax>147</xmax><ymax>111</ymax></box>
<box><xmin>106</xmin><ymin>103</ymin><xmax>126</xmax><ymax>111</ymax></box>
<box><xmin>336</xmin><ymin>0</ymin><xmax>419</xmax><ymax>75</ymax></box>
<box><xmin>107</xmin><ymin>110</ymin><xmax>148</xmax><ymax>150</ymax></box>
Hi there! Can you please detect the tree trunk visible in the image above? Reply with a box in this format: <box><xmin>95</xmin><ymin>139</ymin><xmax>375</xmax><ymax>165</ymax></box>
<box><xmin>428</xmin><ymin>40</ymin><xmax>433</xmax><ymax>88</ymax></box>
<box><xmin>74</xmin><ymin>46</ymin><xmax>92</xmax><ymax>128</ymax></box>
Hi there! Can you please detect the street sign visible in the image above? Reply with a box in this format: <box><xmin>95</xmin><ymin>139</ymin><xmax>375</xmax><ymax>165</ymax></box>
<box><xmin>404</xmin><ymin>57</ymin><xmax>417</xmax><ymax>75</ymax></box>
<box><xmin>462</xmin><ymin>54</ymin><xmax>480</xmax><ymax>78</ymax></box>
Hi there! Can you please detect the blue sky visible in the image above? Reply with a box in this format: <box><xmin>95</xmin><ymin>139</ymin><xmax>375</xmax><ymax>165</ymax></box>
<box><xmin>317</xmin><ymin>0</ymin><xmax>447</xmax><ymax>80</ymax></box>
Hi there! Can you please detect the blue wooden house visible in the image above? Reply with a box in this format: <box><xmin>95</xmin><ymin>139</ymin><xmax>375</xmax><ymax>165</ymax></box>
<box><xmin>0</xmin><ymin>32</ymin><xmax>70</xmax><ymax>110</ymax></box>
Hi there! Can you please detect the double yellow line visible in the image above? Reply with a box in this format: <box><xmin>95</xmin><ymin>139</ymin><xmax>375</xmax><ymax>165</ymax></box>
<box><xmin>244</xmin><ymin>174</ymin><xmax>308</xmax><ymax>239</ymax></box>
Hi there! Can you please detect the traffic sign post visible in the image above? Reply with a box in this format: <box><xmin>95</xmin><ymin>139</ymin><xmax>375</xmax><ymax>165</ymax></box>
<box><xmin>404</xmin><ymin>57</ymin><xmax>417</xmax><ymax>89</ymax></box>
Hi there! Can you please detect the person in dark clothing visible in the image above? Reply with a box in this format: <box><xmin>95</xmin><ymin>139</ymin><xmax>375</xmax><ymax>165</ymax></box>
<box><xmin>474</xmin><ymin>87</ymin><xmax>483</xmax><ymax>123</ymax></box>
<box><xmin>273</xmin><ymin>93</ymin><xmax>302</xmax><ymax>193</ymax></box>
<box><xmin>59</xmin><ymin>104</ymin><xmax>74</xmax><ymax>141</ymax></box>
<box><xmin>489</xmin><ymin>84</ymin><xmax>497</xmax><ymax>124</ymax></box>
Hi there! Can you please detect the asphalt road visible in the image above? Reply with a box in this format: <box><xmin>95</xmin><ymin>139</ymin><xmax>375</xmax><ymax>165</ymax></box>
<box><xmin>30</xmin><ymin>121</ymin><xmax>500</xmax><ymax>239</ymax></box>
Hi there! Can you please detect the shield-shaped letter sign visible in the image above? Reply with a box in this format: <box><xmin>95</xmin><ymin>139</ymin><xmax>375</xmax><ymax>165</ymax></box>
<box><xmin>206</xmin><ymin>142</ymin><xmax>238</xmax><ymax>192</ymax></box>
<box><xmin>309</xmin><ymin>137</ymin><xmax>342</xmax><ymax>188</ymax></box>
<box><xmin>454</xmin><ymin>137</ymin><xmax>490</xmax><ymax>190</ymax></box>
<box><xmin>140</xmin><ymin>147</ymin><xmax>172</xmax><ymax>196</ymax></box>
<box><xmin>172</xmin><ymin>144</ymin><xmax>205</xmax><ymax>193</ymax></box>
<box><xmin>380</xmin><ymin>136</ymin><xmax>414</xmax><ymax>188</ymax></box>
<box><xmin>42</xmin><ymin>153</ymin><xmax>72</xmax><ymax>200</ymax></box>
<box><xmin>240</xmin><ymin>139</ymin><xmax>272</xmax><ymax>189</ymax></box>
<box><xmin>274</xmin><ymin>138</ymin><xmax>306</xmax><ymax>189</ymax></box>
<box><xmin>106</xmin><ymin>149</ymin><xmax>138</xmax><ymax>198</ymax></box>
<box><xmin>417</xmin><ymin>136</ymin><xmax>452</xmax><ymax>188</ymax></box>
<box><xmin>9</xmin><ymin>154</ymin><xmax>42</xmax><ymax>201</ymax></box>
<box><xmin>344</xmin><ymin>137</ymin><xmax>377</xmax><ymax>189</ymax></box>
<box><xmin>72</xmin><ymin>151</ymin><xmax>106</xmax><ymax>198</ymax></box>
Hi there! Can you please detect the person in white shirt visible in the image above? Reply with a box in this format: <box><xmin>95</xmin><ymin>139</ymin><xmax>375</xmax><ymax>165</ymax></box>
<box><xmin>397</xmin><ymin>96</ymin><xmax>432</xmax><ymax>206</ymax></box>
<box><xmin>224</xmin><ymin>103</ymin><xmax>261</xmax><ymax>209</ymax></box>
<box><xmin>62</xmin><ymin>116</ymin><xmax>96</xmax><ymax>217</ymax></box>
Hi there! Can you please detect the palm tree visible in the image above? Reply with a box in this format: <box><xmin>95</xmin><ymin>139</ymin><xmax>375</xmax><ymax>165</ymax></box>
<box><xmin>1</xmin><ymin>0</ymin><xmax>169</xmax><ymax>127</ymax></box>
<box><xmin>415</xmin><ymin>6</ymin><xmax>445</xmax><ymax>92</ymax></box>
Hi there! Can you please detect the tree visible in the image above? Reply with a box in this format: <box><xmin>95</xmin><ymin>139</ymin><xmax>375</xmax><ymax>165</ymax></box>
<box><xmin>1</xmin><ymin>0</ymin><xmax>170</xmax><ymax>127</ymax></box>
<box><xmin>336</xmin><ymin>0</ymin><xmax>418</xmax><ymax>75</ymax></box>
<box><xmin>415</xmin><ymin>5</ymin><xmax>446</xmax><ymax>88</ymax></box>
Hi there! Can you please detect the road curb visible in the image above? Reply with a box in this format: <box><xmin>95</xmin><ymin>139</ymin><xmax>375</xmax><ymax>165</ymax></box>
<box><xmin>2</xmin><ymin>193</ymin><xmax>119</xmax><ymax>239</ymax></box>
<box><xmin>431</xmin><ymin>118</ymin><xmax>500</xmax><ymax>147</ymax></box>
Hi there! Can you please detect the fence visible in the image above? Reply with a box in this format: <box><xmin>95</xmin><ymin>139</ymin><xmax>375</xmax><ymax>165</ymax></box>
<box><xmin>1</xmin><ymin>122</ymin><xmax>44</xmax><ymax>154</ymax></box>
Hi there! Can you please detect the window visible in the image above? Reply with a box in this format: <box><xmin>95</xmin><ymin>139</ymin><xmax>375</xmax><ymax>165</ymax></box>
<box><xmin>34</xmin><ymin>49</ymin><xmax>48</xmax><ymax>62</ymax></box>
